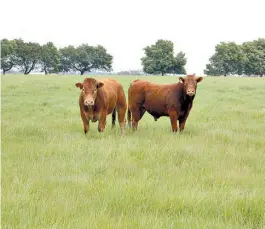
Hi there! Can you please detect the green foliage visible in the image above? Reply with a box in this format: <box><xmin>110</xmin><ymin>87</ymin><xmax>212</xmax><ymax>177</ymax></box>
<box><xmin>2</xmin><ymin>75</ymin><xmax>265</xmax><ymax>229</ymax></box>
<box><xmin>59</xmin><ymin>44</ymin><xmax>113</xmax><ymax>75</ymax></box>
<box><xmin>169</xmin><ymin>51</ymin><xmax>187</xmax><ymax>74</ymax></box>
<box><xmin>205</xmin><ymin>38</ymin><xmax>265</xmax><ymax>76</ymax></box>
<box><xmin>242</xmin><ymin>39</ymin><xmax>265</xmax><ymax>76</ymax></box>
<box><xmin>1</xmin><ymin>39</ymin><xmax>17</xmax><ymax>74</ymax></box>
<box><xmin>40</xmin><ymin>42</ymin><xmax>60</xmax><ymax>74</ymax></box>
<box><xmin>204</xmin><ymin>42</ymin><xmax>246</xmax><ymax>76</ymax></box>
<box><xmin>15</xmin><ymin>39</ymin><xmax>41</xmax><ymax>75</ymax></box>
<box><xmin>59</xmin><ymin>45</ymin><xmax>75</xmax><ymax>73</ymax></box>
<box><xmin>141</xmin><ymin>39</ymin><xmax>186</xmax><ymax>76</ymax></box>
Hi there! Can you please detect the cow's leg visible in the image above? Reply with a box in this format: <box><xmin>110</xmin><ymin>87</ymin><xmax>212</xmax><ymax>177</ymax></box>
<box><xmin>111</xmin><ymin>107</ymin><xmax>116</xmax><ymax>128</ymax></box>
<box><xmin>127</xmin><ymin>108</ymin><xmax>132</xmax><ymax>128</ymax></box>
<box><xmin>169</xmin><ymin>110</ymin><xmax>179</xmax><ymax>133</ymax></box>
<box><xmin>98</xmin><ymin>112</ymin><xmax>107</xmax><ymax>132</ymax></box>
<box><xmin>179</xmin><ymin>116</ymin><xmax>189</xmax><ymax>133</ymax></box>
<box><xmin>80</xmin><ymin>109</ymin><xmax>89</xmax><ymax>134</ymax></box>
<box><xmin>117</xmin><ymin>107</ymin><xmax>126</xmax><ymax>136</ymax></box>
<box><xmin>131</xmin><ymin>106</ymin><xmax>146</xmax><ymax>130</ymax></box>
<box><xmin>179</xmin><ymin>107</ymin><xmax>192</xmax><ymax>133</ymax></box>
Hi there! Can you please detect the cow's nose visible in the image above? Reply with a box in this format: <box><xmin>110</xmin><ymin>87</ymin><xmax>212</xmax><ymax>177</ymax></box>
<box><xmin>85</xmin><ymin>100</ymin><xmax>94</xmax><ymax>106</ymax></box>
<box><xmin>187</xmin><ymin>90</ymin><xmax>195</xmax><ymax>96</ymax></box>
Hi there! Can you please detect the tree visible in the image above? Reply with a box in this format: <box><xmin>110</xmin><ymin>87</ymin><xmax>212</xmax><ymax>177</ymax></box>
<box><xmin>168</xmin><ymin>51</ymin><xmax>187</xmax><ymax>74</ymax></box>
<box><xmin>242</xmin><ymin>39</ymin><xmax>265</xmax><ymax>77</ymax></box>
<box><xmin>204</xmin><ymin>42</ymin><xmax>246</xmax><ymax>76</ymax></box>
<box><xmin>91</xmin><ymin>45</ymin><xmax>113</xmax><ymax>72</ymax></box>
<box><xmin>1</xmin><ymin>39</ymin><xmax>17</xmax><ymax>75</ymax></box>
<box><xmin>59</xmin><ymin>44</ymin><xmax>113</xmax><ymax>75</ymax></box>
<box><xmin>141</xmin><ymin>40</ymin><xmax>174</xmax><ymax>76</ymax></box>
<box><xmin>15</xmin><ymin>40</ymin><xmax>41</xmax><ymax>75</ymax></box>
<box><xmin>40</xmin><ymin>42</ymin><xmax>60</xmax><ymax>74</ymax></box>
<box><xmin>141</xmin><ymin>39</ymin><xmax>186</xmax><ymax>76</ymax></box>
<box><xmin>59</xmin><ymin>45</ymin><xmax>75</xmax><ymax>73</ymax></box>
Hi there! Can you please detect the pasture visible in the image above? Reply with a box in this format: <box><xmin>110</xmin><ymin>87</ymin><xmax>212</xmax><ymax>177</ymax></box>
<box><xmin>1</xmin><ymin>74</ymin><xmax>265</xmax><ymax>229</ymax></box>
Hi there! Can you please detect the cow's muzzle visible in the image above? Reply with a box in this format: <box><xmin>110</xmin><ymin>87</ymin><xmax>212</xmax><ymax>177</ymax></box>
<box><xmin>84</xmin><ymin>100</ymin><xmax>94</xmax><ymax>106</ymax></box>
<box><xmin>187</xmin><ymin>89</ymin><xmax>195</xmax><ymax>97</ymax></box>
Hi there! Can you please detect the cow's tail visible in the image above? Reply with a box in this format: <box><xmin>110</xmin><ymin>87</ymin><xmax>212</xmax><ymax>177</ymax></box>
<box><xmin>127</xmin><ymin>106</ymin><xmax>132</xmax><ymax>128</ymax></box>
<box><xmin>112</xmin><ymin>107</ymin><xmax>116</xmax><ymax>128</ymax></box>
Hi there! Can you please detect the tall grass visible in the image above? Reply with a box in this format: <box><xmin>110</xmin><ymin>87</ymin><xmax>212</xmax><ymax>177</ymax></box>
<box><xmin>2</xmin><ymin>75</ymin><xmax>265</xmax><ymax>229</ymax></box>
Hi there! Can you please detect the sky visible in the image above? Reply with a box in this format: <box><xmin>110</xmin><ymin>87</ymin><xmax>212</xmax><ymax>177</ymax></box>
<box><xmin>1</xmin><ymin>0</ymin><xmax>265</xmax><ymax>74</ymax></box>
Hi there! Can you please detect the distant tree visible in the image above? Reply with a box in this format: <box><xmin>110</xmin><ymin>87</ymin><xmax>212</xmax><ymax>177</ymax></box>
<box><xmin>168</xmin><ymin>51</ymin><xmax>187</xmax><ymax>74</ymax></box>
<box><xmin>204</xmin><ymin>42</ymin><xmax>246</xmax><ymax>76</ymax></box>
<box><xmin>59</xmin><ymin>45</ymin><xmax>75</xmax><ymax>73</ymax></box>
<box><xmin>59</xmin><ymin>44</ymin><xmax>113</xmax><ymax>75</ymax></box>
<box><xmin>91</xmin><ymin>45</ymin><xmax>113</xmax><ymax>73</ymax></box>
<box><xmin>40</xmin><ymin>42</ymin><xmax>60</xmax><ymax>74</ymax></box>
<box><xmin>242</xmin><ymin>38</ymin><xmax>265</xmax><ymax>77</ymax></box>
<box><xmin>1</xmin><ymin>39</ymin><xmax>17</xmax><ymax>75</ymax></box>
<box><xmin>141</xmin><ymin>39</ymin><xmax>186</xmax><ymax>76</ymax></box>
<box><xmin>15</xmin><ymin>40</ymin><xmax>41</xmax><ymax>75</ymax></box>
<box><xmin>204</xmin><ymin>63</ymin><xmax>220</xmax><ymax>76</ymax></box>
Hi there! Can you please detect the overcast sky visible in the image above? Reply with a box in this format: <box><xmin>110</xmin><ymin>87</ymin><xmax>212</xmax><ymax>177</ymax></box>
<box><xmin>1</xmin><ymin>0</ymin><xmax>265</xmax><ymax>74</ymax></box>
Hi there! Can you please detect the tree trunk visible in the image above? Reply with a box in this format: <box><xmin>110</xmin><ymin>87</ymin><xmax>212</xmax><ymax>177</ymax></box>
<box><xmin>162</xmin><ymin>72</ymin><xmax>164</xmax><ymax>76</ymax></box>
<box><xmin>2</xmin><ymin>63</ymin><xmax>13</xmax><ymax>75</ymax></box>
<box><xmin>44</xmin><ymin>67</ymin><xmax>48</xmax><ymax>75</ymax></box>
<box><xmin>80</xmin><ymin>68</ymin><xmax>86</xmax><ymax>75</ymax></box>
<box><xmin>24</xmin><ymin>61</ymin><xmax>36</xmax><ymax>75</ymax></box>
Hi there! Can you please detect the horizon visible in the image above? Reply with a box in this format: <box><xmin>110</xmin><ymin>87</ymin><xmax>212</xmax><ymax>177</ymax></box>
<box><xmin>1</xmin><ymin>0</ymin><xmax>265</xmax><ymax>74</ymax></box>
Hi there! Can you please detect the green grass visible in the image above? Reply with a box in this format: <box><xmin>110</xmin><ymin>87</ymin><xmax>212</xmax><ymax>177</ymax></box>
<box><xmin>1</xmin><ymin>74</ymin><xmax>265</xmax><ymax>229</ymax></box>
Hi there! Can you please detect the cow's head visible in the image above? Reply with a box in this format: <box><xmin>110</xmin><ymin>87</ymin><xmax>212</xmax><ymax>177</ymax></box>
<box><xmin>179</xmin><ymin>74</ymin><xmax>203</xmax><ymax>97</ymax></box>
<box><xmin>75</xmin><ymin>78</ymin><xmax>104</xmax><ymax>106</ymax></box>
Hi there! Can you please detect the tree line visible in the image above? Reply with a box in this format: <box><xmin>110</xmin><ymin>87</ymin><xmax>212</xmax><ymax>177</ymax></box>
<box><xmin>1</xmin><ymin>38</ymin><xmax>187</xmax><ymax>76</ymax></box>
<box><xmin>1</xmin><ymin>38</ymin><xmax>264</xmax><ymax>76</ymax></box>
<box><xmin>204</xmin><ymin>38</ymin><xmax>265</xmax><ymax>77</ymax></box>
<box><xmin>1</xmin><ymin>39</ymin><xmax>113</xmax><ymax>75</ymax></box>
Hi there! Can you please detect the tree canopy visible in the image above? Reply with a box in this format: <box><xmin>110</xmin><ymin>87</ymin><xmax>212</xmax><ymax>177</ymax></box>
<box><xmin>1</xmin><ymin>39</ymin><xmax>17</xmax><ymax>74</ymax></box>
<box><xmin>242</xmin><ymin>38</ymin><xmax>265</xmax><ymax>76</ymax></box>
<box><xmin>59</xmin><ymin>44</ymin><xmax>113</xmax><ymax>75</ymax></box>
<box><xmin>15</xmin><ymin>39</ymin><xmax>41</xmax><ymax>75</ymax></box>
<box><xmin>40</xmin><ymin>42</ymin><xmax>60</xmax><ymax>74</ymax></box>
<box><xmin>141</xmin><ymin>39</ymin><xmax>186</xmax><ymax>76</ymax></box>
<box><xmin>1</xmin><ymin>38</ymin><xmax>113</xmax><ymax>75</ymax></box>
<box><xmin>205</xmin><ymin>39</ymin><xmax>265</xmax><ymax>76</ymax></box>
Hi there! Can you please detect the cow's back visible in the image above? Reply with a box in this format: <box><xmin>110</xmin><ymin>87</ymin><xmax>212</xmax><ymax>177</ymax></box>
<box><xmin>128</xmin><ymin>80</ymin><xmax>182</xmax><ymax>118</ymax></box>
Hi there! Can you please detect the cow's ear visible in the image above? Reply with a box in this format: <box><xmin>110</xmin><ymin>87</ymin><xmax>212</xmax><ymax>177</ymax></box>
<box><xmin>179</xmin><ymin>77</ymin><xmax>185</xmax><ymax>83</ymax></box>
<box><xmin>196</xmin><ymin>77</ymin><xmax>203</xmax><ymax>83</ymax></box>
<box><xmin>96</xmin><ymin>81</ymin><xmax>104</xmax><ymax>88</ymax></box>
<box><xmin>75</xmin><ymin>82</ymin><xmax>83</xmax><ymax>89</ymax></box>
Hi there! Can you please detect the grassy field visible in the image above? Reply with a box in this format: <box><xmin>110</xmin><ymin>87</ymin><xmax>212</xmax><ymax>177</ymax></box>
<box><xmin>1</xmin><ymin>74</ymin><xmax>265</xmax><ymax>229</ymax></box>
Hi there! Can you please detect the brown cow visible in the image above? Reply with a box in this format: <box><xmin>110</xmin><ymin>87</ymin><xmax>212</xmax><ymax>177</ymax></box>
<box><xmin>75</xmin><ymin>78</ymin><xmax>127</xmax><ymax>135</ymax></box>
<box><xmin>127</xmin><ymin>74</ymin><xmax>203</xmax><ymax>133</ymax></box>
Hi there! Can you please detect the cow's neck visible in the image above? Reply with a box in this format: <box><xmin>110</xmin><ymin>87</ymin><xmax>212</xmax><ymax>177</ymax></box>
<box><xmin>181</xmin><ymin>86</ymin><xmax>194</xmax><ymax>105</ymax></box>
<box><xmin>94</xmin><ymin>89</ymin><xmax>105</xmax><ymax>108</ymax></box>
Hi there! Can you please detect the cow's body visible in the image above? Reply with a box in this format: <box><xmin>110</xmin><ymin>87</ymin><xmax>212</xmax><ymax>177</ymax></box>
<box><xmin>127</xmin><ymin>75</ymin><xmax>203</xmax><ymax>132</ymax></box>
<box><xmin>76</xmin><ymin>78</ymin><xmax>127</xmax><ymax>134</ymax></box>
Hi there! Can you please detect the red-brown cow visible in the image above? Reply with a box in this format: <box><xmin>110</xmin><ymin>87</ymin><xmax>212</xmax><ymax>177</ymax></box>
<box><xmin>127</xmin><ymin>74</ymin><xmax>203</xmax><ymax>133</ymax></box>
<box><xmin>75</xmin><ymin>78</ymin><xmax>127</xmax><ymax>135</ymax></box>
